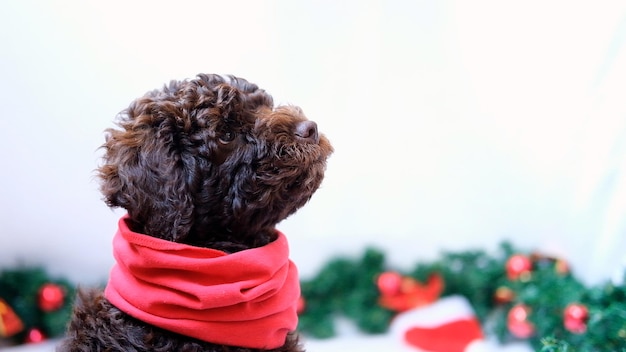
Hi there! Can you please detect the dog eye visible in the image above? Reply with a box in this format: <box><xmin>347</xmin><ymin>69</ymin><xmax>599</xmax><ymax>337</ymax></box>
<box><xmin>219</xmin><ymin>131</ymin><xmax>236</xmax><ymax>144</ymax></box>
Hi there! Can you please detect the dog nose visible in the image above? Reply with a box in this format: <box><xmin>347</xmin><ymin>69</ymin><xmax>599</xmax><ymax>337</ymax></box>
<box><xmin>295</xmin><ymin>120</ymin><xmax>319</xmax><ymax>143</ymax></box>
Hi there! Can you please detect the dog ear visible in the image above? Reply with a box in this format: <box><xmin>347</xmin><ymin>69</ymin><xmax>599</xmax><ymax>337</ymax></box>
<box><xmin>98</xmin><ymin>98</ymin><xmax>196</xmax><ymax>242</ymax></box>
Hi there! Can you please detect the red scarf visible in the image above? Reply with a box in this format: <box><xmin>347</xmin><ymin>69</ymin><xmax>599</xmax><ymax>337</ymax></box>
<box><xmin>104</xmin><ymin>215</ymin><xmax>300</xmax><ymax>349</ymax></box>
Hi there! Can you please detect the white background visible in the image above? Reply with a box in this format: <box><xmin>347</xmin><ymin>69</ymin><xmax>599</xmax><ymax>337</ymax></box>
<box><xmin>2</xmin><ymin>0</ymin><xmax>626</xmax><ymax>290</ymax></box>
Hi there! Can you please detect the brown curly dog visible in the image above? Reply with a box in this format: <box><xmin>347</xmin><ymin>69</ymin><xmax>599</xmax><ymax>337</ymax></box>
<box><xmin>58</xmin><ymin>74</ymin><xmax>333</xmax><ymax>352</ymax></box>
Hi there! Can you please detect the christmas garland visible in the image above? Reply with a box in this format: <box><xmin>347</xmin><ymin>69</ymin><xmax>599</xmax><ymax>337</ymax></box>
<box><xmin>1</xmin><ymin>243</ymin><xmax>625</xmax><ymax>351</ymax></box>
<box><xmin>0</xmin><ymin>266</ymin><xmax>75</xmax><ymax>347</ymax></box>
<box><xmin>298</xmin><ymin>242</ymin><xmax>626</xmax><ymax>352</ymax></box>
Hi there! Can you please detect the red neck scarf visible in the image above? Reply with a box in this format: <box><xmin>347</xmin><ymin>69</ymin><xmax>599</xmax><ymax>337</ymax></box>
<box><xmin>104</xmin><ymin>216</ymin><xmax>300</xmax><ymax>349</ymax></box>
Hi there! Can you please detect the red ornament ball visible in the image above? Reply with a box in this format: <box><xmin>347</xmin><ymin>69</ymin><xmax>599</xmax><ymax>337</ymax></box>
<box><xmin>377</xmin><ymin>271</ymin><xmax>403</xmax><ymax>296</ymax></box>
<box><xmin>506</xmin><ymin>254</ymin><xmax>533</xmax><ymax>281</ymax></box>
<box><xmin>494</xmin><ymin>286</ymin><xmax>515</xmax><ymax>304</ymax></box>
<box><xmin>38</xmin><ymin>283</ymin><xmax>65</xmax><ymax>312</ymax></box>
<box><xmin>507</xmin><ymin>304</ymin><xmax>535</xmax><ymax>339</ymax></box>
<box><xmin>24</xmin><ymin>327</ymin><xmax>46</xmax><ymax>343</ymax></box>
<box><xmin>564</xmin><ymin>303</ymin><xmax>589</xmax><ymax>334</ymax></box>
<box><xmin>296</xmin><ymin>296</ymin><xmax>306</xmax><ymax>314</ymax></box>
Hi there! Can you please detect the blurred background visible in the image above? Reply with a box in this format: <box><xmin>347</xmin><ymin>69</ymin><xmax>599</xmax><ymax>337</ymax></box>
<box><xmin>1</xmin><ymin>0</ymin><xmax>625</xmax><ymax>288</ymax></box>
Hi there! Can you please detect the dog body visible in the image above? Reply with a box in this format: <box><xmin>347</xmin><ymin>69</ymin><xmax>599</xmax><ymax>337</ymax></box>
<box><xmin>59</xmin><ymin>74</ymin><xmax>332</xmax><ymax>352</ymax></box>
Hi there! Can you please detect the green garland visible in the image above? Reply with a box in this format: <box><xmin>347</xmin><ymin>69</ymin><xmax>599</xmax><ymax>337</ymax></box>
<box><xmin>298</xmin><ymin>242</ymin><xmax>626</xmax><ymax>352</ymax></box>
<box><xmin>0</xmin><ymin>266</ymin><xmax>75</xmax><ymax>346</ymax></box>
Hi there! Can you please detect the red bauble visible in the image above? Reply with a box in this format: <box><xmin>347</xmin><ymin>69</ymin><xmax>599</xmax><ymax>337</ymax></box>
<box><xmin>507</xmin><ymin>304</ymin><xmax>535</xmax><ymax>338</ymax></box>
<box><xmin>24</xmin><ymin>327</ymin><xmax>46</xmax><ymax>343</ymax></box>
<box><xmin>38</xmin><ymin>283</ymin><xmax>65</xmax><ymax>312</ymax></box>
<box><xmin>564</xmin><ymin>303</ymin><xmax>589</xmax><ymax>334</ymax></box>
<box><xmin>296</xmin><ymin>296</ymin><xmax>306</xmax><ymax>314</ymax></box>
<box><xmin>377</xmin><ymin>271</ymin><xmax>403</xmax><ymax>296</ymax></box>
<box><xmin>494</xmin><ymin>286</ymin><xmax>515</xmax><ymax>304</ymax></box>
<box><xmin>506</xmin><ymin>254</ymin><xmax>533</xmax><ymax>281</ymax></box>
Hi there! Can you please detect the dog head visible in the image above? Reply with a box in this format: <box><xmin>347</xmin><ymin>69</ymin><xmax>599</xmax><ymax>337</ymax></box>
<box><xmin>98</xmin><ymin>74</ymin><xmax>333</xmax><ymax>250</ymax></box>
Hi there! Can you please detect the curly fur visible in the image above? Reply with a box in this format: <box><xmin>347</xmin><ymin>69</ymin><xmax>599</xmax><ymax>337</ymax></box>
<box><xmin>58</xmin><ymin>74</ymin><xmax>333</xmax><ymax>352</ymax></box>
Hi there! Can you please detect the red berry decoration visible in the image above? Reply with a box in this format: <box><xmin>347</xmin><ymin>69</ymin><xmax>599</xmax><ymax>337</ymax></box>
<box><xmin>24</xmin><ymin>327</ymin><xmax>46</xmax><ymax>343</ymax></box>
<box><xmin>38</xmin><ymin>283</ymin><xmax>65</xmax><ymax>312</ymax></box>
<box><xmin>506</xmin><ymin>254</ymin><xmax>533</xmax><ymax>281</ymax></box>
<box><xmin>507</xmin><ymin>304</ymin><xmax>535</xmax><ymax>338</ymax></box>
<box><xmin>377</xmin><ymin>271</ymin><xmax>403</xmax><ymax>296</ymax></box>
<box><xmin>564</xmin><ymin>303</ymin><xmax>589</xmax><ymax>334</ymax></box>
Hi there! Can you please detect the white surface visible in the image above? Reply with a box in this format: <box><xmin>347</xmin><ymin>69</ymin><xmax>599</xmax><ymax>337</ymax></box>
<box><xmin>4</xmin><ymin>336</ymin><xmax>533</xmax><ymax>352</ymax></box>
<box><xmin>2</xmin><ymin>340</ymin><xmax>58</xmax><ymax>352</ymax></box>
<box><xmin>306</xmin><ymin>336</ymin><xmax>533</xmax><ymax>352</ymax></box>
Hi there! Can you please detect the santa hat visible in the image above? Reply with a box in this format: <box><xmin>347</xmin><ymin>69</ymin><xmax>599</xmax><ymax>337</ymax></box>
<box><xmin>390</xmin><ymin>295</ymin><xmax>486</xmax><ymax>352</ymax></box>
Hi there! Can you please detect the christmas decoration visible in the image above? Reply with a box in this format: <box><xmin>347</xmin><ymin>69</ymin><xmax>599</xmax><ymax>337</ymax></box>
<box><xmin>0</xmin><ymin>298</ymin><xmax>24</xmax><ymax>337</ymax></box>
<box><xmin>530</xmin><ymin>252</ymin><xmax>571</xmax><ymax>277</ymax></box>
<box><xmin>1</xmin><ymin>241</ymin><xmax>624</xmax><ymax>351</ymax></box>
<box><xmin>563</xmin><ymin>303</ymin><xmax>588</xmax><ymax>334</ymax></box>
<box><xmin>0</xmin><ymin>266</ymin><xmax>75</xmax><ymax>347</ymax></box>
<box><xmin>506</xmin><ymin>254</ymin><xmax>533</xmax><ymax>281</ymax></box>
<box><xmin>296</xmin><ymin>296</ymin><xmax>306</xmax><ymax>314</ymax></box>
<box><xmin>377</xmin><ymin>272</ymin><xmax>443</xmax><ymax>312</ymax></box>
<box><xmin>298</xmin><ymin>242</ymin><xmax>626</xmax><ymax>352</ymax></box>
<box><xmin>24</xmin><ymin>327</ymin><xmax>45</xmax><ymax>343</ymax></box>
<box><xmin>554</xmin><ymin>259</ymin><xmax>569</xmax><ymax>276</ymax></box>
<box><xmin>377</xmin><ymin>271</ymin><xmax>403</xmax><ymax>296</ymax></box>
<box><xmin>494</xmin><ymin>286</ymin><xmax>515</xmax><ymax>304</ymax></box>
<box><xmin>298</xmin><ymin>248</ymin><xmax>394</xmax><ymax>338</ymax></box>
<box><xmin>38</xmin><ymin>283</ymin><xmax>66</xmax><ymax>312</ymax></box>
<box><xmin>390</xmin><ymin>295</ymin><xmax>484</xmax><ymax>352</ymax></box>
<box><xmin>507</xmin><ymin>304</ymin><xmax>535</xmax><ymax>338</ymax></box>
